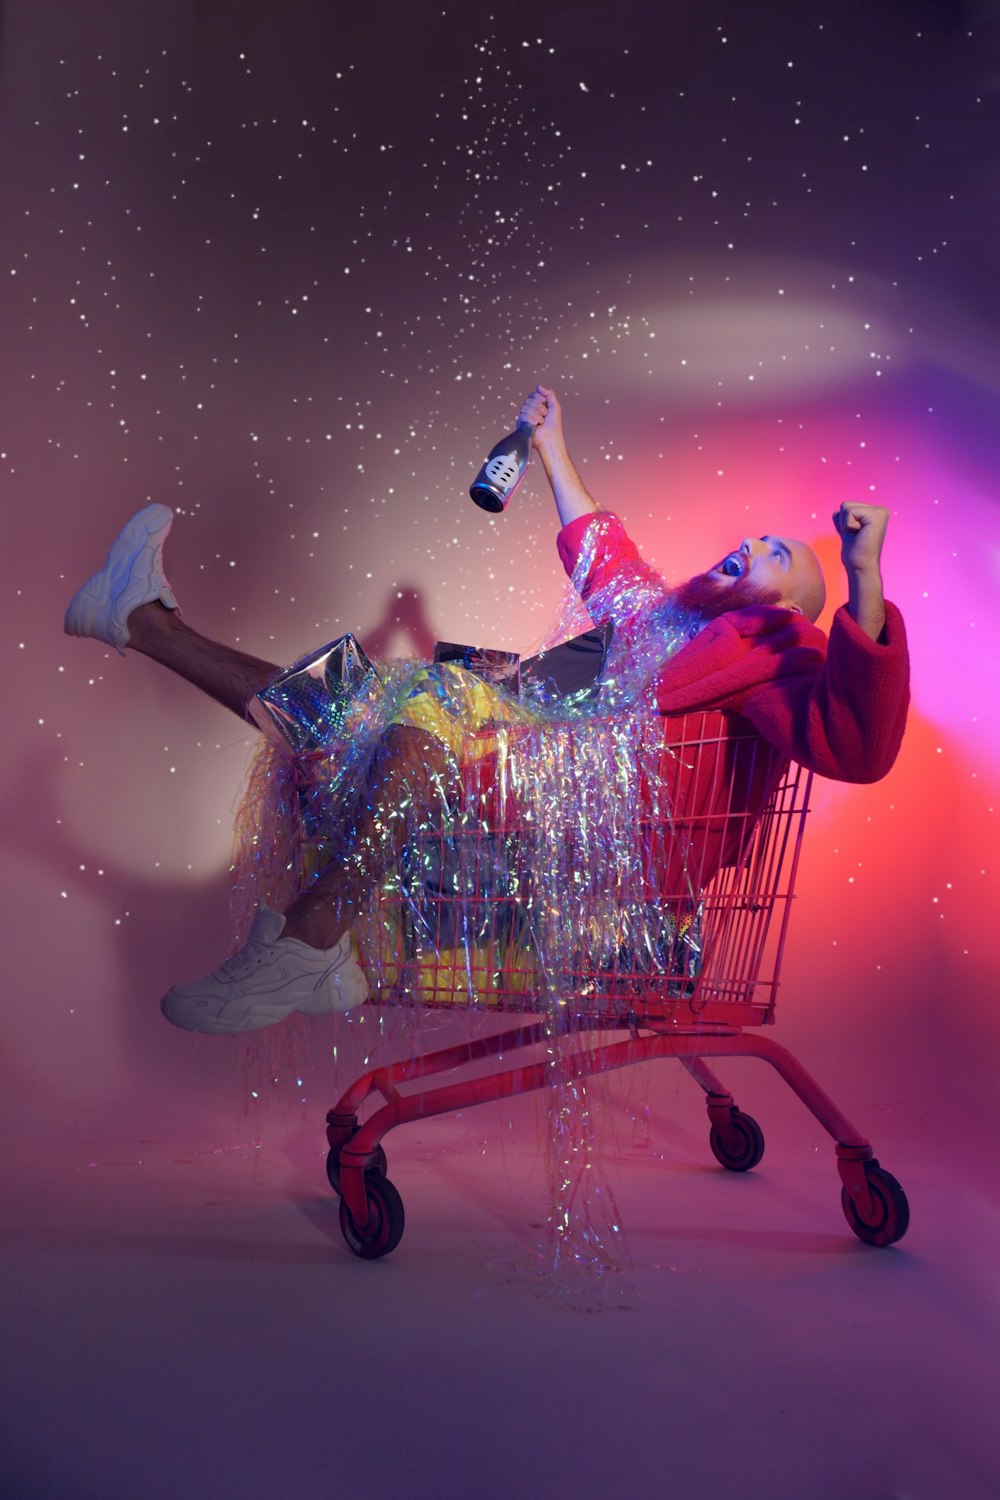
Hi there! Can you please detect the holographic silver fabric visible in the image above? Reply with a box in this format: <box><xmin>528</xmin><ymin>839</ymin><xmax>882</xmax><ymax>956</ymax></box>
<box><xmin>248</xmin><ymin>634</ymin><xmax>381</xmax><ymax>755</ymax></box>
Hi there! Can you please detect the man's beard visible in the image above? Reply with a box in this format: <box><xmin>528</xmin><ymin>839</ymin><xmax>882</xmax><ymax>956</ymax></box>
<box><xmin>671</xmin><ymin>571</ymin><xmax>784</xmax><ymax>621</ymax></box>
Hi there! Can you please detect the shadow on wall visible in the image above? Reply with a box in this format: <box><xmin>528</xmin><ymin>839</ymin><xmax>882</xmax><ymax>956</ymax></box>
<box><xmin>360</xmin><ymin>583</ymin><xmax>438</xmax><ymax>662</ymax></box>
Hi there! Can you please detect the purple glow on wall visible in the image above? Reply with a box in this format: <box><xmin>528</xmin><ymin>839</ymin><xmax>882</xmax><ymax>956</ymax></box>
<box><xmin>2</xmin><ymin>4</ymin><xmax>999</xmax><ymax>1493</ymax></box>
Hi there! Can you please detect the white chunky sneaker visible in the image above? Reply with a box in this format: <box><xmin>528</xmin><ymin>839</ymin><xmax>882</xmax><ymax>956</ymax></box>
<box><xmin>64</xmin><ymin>502</ymin><xmax>178</xmax><ymax>655</ymax></box>
<box><xmin>161</xmin><ymin>907</ymin><xmax>368</xmax><ymax>1035</ymax></box>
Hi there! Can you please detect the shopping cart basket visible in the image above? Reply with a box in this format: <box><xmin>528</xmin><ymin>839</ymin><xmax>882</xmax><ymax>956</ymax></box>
<box><xmin>324</xmin><ymin>710</ymin><xmax>909</xmax><ymax>1259</ymax></box>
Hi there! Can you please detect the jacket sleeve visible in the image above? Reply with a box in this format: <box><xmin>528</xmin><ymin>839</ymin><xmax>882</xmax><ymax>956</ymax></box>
<box><xmin>556</xmin><ymin>512</ymin><xmax>672</xmax><ymax>651</ymax></box>
<box><xmin>738</xmin><ymin>603</ymin><xmax>910</xmax><ymax>782</ymax></box>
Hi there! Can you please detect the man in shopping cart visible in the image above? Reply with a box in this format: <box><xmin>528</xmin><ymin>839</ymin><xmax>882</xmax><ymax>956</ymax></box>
<box><xmin>64</xmin><ymin>387</ymin><xmax>909</xmax><ymax>1033</ymax></box>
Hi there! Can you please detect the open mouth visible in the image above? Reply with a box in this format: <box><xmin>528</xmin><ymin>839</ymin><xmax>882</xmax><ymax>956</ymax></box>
<box><xmin>716</xmin><ymin>552</ymin><xmax>744</xmax><ymax>578</ymax></box>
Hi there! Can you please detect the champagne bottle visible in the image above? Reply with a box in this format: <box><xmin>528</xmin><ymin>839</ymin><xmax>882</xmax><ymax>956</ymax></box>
<box><xmin>469</xmin><ymin>420</ymin><xmax>535</xmax><ymax>513</ymax></box>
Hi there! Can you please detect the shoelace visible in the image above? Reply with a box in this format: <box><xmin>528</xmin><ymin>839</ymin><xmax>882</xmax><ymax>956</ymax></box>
<box><xmin>214</xmin><ymin>936</ymin><xmax>345</xmax><ymax>982</ymax></box>
<box><xmin>213</xmin><ymin>941</ymin><xmax>279</xmax><ymax>980</ymax></box>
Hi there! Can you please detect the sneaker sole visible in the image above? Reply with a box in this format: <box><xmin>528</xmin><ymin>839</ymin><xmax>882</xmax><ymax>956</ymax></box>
<box><xmin>64</xmin><ymin>502</ymin><xmax>175</xmax><ymax>651</ymax></box>
<box><xmin>161</xmin><ymin>960</ymin><xmax>368</xmax><ymax>1034</ymax></box>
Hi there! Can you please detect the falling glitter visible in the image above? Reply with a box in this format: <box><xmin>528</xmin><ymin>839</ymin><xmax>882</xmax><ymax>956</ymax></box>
<box><xmin>7</xmin><ymin>1</ymin><xmax>996</xmax><ymax>1304</ymax></box>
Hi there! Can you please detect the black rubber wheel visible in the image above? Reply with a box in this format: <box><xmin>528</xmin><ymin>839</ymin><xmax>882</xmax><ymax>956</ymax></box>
<box><xmin>339</xmin><ymin>1174</ymin><xmax>406</xmax><ymax>1260</ymax></box>
<box><xmin>841</xmin><ymin>1162</ymin><xmax>910</xmax><ymax>1247</ymax></box>
<box><xmin>326</xmin><ymin>1139</ymin><xmax>387</xmax><ymax>1197</ymax></box>
<box><xmin>709</xmin><ymin>1110</ymin><xmax>765</xmax><ymax>1172</ymax></box>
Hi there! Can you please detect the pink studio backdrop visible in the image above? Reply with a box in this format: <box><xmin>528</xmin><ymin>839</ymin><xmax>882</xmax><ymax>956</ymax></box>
<box><xmin>1</xmin><ymin>1</ymin><xmax>997</xmax><ymax>1184</ymax></box>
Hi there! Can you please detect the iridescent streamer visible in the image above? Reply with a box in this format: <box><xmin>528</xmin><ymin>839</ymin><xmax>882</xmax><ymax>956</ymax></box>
<box><xmin>231</xmin><ymin>514</ymin><xmax>706</xmax><ymax>1283</ymax></box>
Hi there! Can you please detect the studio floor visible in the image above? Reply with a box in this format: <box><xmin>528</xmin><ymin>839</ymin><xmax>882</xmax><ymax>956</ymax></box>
<box><xmin>3</xmin><ymin>1072</ymin><xmax>997</xmax><ymax>1500</ymax></box>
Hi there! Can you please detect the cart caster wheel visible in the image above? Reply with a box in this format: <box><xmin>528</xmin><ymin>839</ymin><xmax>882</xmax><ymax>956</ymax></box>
<box><xmin>709</xmin><ymin>1110</ymin><xmax>765</xmax><ymax>1172</ymax></box>
<box><xmin>841</xmin><ymin>1163</ymin><xmax>909</xmax><ymax>1247</ymax></box>
<box><xmin>326</xmin><ymin>1138</ymin><xmax>387</xmax><ymax>1197</ymax></box>
<box><xmin>339</xmin><ymin>1175</ymin><xmax>405</xmax><ymax>1260</ymax></box>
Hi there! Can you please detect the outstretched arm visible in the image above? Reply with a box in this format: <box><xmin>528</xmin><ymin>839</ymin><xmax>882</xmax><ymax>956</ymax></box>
<box><xmin>834</xmin><ymin>501</ymin><xmax>889</xmax><ymax>642</ymax></box>
<box><xmin>518</xmin><ymin>385</ymin><xmax>599</xmax><ymax>526</ymax></box>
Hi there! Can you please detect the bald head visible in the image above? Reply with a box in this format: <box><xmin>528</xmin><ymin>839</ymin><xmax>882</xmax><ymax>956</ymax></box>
<box><xmin>782</xmin><ymin>537</ymin><xmax>827</xmax><ymax>621</ymax></box>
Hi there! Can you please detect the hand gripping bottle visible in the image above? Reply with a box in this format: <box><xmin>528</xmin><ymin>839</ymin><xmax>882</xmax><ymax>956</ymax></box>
<box><xmin>469</xmin><ymin>420</ymin><xmax>535</xmax><ymax>513</ymax></box>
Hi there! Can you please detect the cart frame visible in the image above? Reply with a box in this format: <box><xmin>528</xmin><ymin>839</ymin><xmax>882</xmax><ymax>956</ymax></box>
<box><xmin>323</xmin><ymin>713</ymin><xmax>910</xmax><ymax>1257</ymax></box>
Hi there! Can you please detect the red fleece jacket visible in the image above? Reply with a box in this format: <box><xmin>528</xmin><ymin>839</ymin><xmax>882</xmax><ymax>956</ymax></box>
<box><xmin>557</xmin><ymin>511</ymin><xmax>909</xmax><ymax>781</ymax></box>
<box><xmin>556</xmin><ymin>512</ymin><xmax>910</xmax><ymax>893</ymax></box>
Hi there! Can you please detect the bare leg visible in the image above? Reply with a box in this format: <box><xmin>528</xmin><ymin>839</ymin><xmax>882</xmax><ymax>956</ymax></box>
<box><xmin>282</xmin><ymin>725</ymin><xmax>454</xmax><ymax>948</ymax></box>
<box><xmin>128</xmin><ymin>603</ymin><xmax>456</xmax><ymax>952</ymax></box>
<box><xmin>126</xmin><ymin>601</ymin><xmax>279</xmax><ymax>721</ymax></box>
<box><xmin>128</xmin><ymin>594</ymin><xmax>455</xmax><ymax>953</ymax></box>
<box><xmin>160</xmin><ymin>718</ymin><xmax>458</xmax><ymax>1031</ymax></box>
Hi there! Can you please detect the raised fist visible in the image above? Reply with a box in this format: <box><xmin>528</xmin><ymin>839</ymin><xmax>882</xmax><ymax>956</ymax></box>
<box><xmin>833</xmin><ymin>502</ymin><xmax>889</xmax><ymax>575</ymax></box>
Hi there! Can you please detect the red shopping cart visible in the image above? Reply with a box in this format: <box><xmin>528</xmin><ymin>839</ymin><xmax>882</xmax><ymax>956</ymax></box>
<box><xmin>324</xmin><ymin>710</ymin><xmax>909</xmax><ymax>1259</ymax></box>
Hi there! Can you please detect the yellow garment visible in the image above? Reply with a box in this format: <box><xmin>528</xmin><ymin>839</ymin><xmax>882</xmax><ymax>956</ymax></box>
<box><xmin>391</xmin><ymin>663</ymin><xmax>524</xmax><ymax>759</ymax></box>
<box><xmin>376</xmin><ymin>666</ymin><xmax>532</xmax><ymax>1007</ymax></box>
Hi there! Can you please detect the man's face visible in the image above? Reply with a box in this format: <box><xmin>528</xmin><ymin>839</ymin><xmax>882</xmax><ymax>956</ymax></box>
<box><xmin>673</xmin><ymin>535</ymin><xmax>826</xmax><ymax>621</ymax></box>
